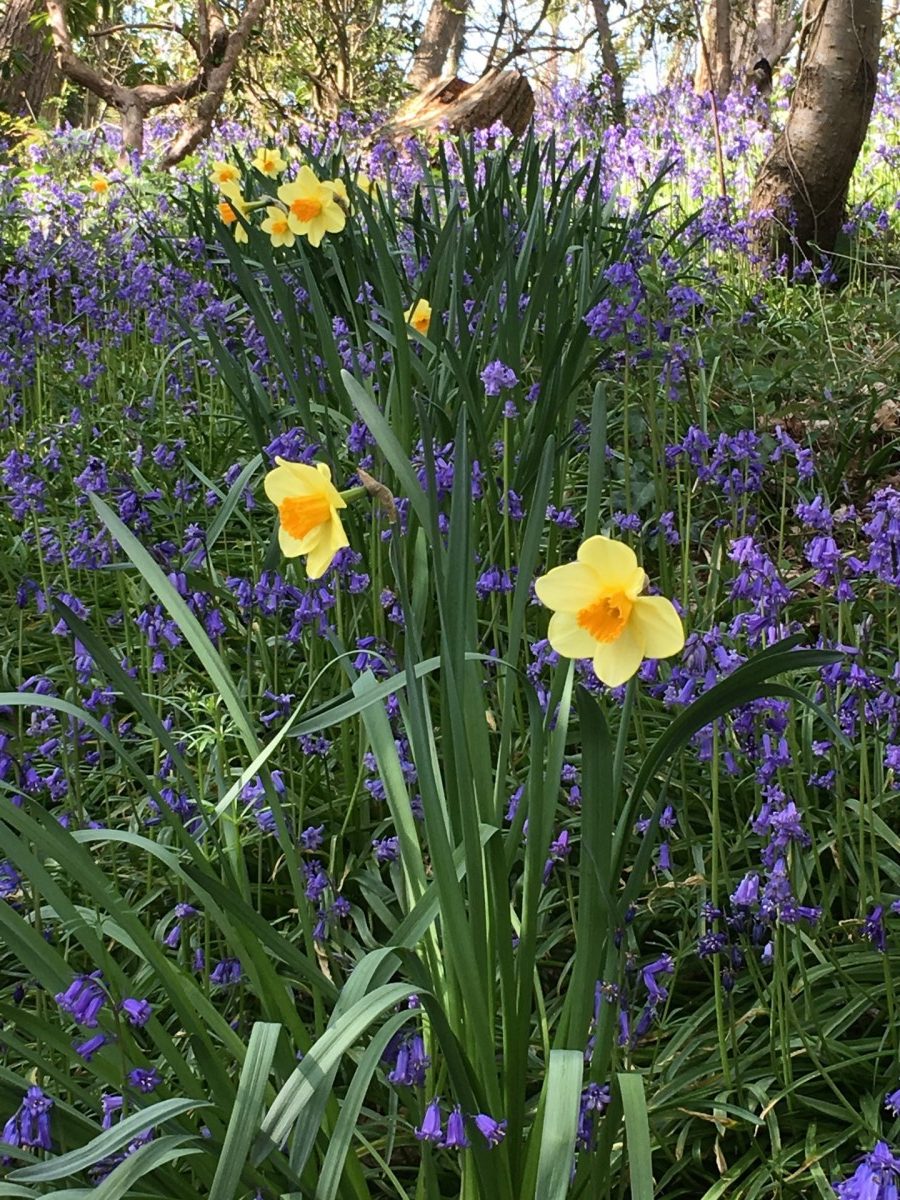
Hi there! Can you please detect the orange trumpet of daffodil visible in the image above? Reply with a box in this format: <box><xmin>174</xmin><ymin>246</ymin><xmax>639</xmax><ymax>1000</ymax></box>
<box><xmin>264</xmin><ymin>458</ymin><xmax>348</xmax><ymax>578</ymax></box>
<box><xmin>534</xmin><ymin>535</ymin><xmax>684</xmax><ymax>688</ymax></box>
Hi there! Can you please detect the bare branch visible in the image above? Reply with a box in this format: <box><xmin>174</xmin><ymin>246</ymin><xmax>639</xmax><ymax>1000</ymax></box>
<box><xmin>157</xmin><ymin>0</ymin><xmax>268</xmax><ymax>169</ymax></box>
<box><xmin>83</xmin><ymin>21</ymin><xmax>202</xmax><ymax>58</ymax></box>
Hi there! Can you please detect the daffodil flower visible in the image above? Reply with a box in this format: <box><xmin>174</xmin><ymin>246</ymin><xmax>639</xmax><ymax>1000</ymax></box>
<box><xmin>534</xmin><ymin>536</ymin><xmax>684</xmax><ymax>688</ymax></box>
<box><xmin>217</xmin><ymin>182</ymin><xmax>249</xmax><ymax>243</ymax></box>
<box><xmin>276</xmin><ymin>166</ymin><xmax>347</xmax><ymax>247</ymax></box>
<box><xmin>264</xmin><ymin>458</ymin><xmax>349</xmax><ymax>578</ymax></box>
<box><xmin>261</xmin><ymin>205</ymin><xmax>296</xmax><ymax>248</ymax></box>
<box><xmin>251</xmin><ymin>146</ymin><xmax>287</xmax><ymax>177</ymax></box>
<box><xmin>90</xmin><ymin>174</ymin><xmax>110</xmax><ymax>196</ymax></box>
<box><xmin>354</xmin><ymin>172</ymin><xmax>380</xmax><ymax>198</ymax></box>
<box><xmin>209</xmin><ymin>161</ymin><xmax>241</xmax><ymax>188</ymax></box>
<box><xmin>404</xmin><ymin>299</ymin><xmax>432</xmax><ymax>336</ymax></box>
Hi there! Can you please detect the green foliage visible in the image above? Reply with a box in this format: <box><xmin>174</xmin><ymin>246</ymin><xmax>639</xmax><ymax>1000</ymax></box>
<box><xmin>1</xmin><ymin>118</ymin><xmax>899</xmax><ymax>1200</ymax></box>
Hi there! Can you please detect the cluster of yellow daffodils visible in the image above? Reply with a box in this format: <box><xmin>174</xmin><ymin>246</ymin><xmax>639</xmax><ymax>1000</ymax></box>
<box><xmin>535</xmin><ymin>536</ymin><xmax>684</xmax><ymax>687</ymax></box>
<box><xmin>208</xmin><ymin>155</ymin><xmax>349</xmax><ymax>250</ymax></box>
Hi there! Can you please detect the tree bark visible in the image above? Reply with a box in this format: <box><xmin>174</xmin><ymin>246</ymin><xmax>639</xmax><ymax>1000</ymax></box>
<box><xmin>729</xmin><ymin>0</ymin><xmax>797</xmax><ymax>78</ymax></box>
<box><xmin>407</xmin><ymin>0</ymin><xmax>468</xmax><ymax>90</ymax></box>
<box><xmin>748</xmin><ymin>0</ymin><xmax>881</xmax><ymax>263</ymax></box>
<box><xmin>694</xmin><ymin>0</ymin><xmax>732</xmax><ymax>97</ymax></box>
<box><xmin>590</xmin><ymin>0</ymin><xmax>625</xmax><ymax>123</ymax></box>
<box><xmin>0</xmin><ymin>0</ymin><xmax>60</xmax><ymax>119</ymax></box>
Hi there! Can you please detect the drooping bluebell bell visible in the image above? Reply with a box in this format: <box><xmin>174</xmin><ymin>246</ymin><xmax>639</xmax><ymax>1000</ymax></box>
<box><xmin>473</xmin><ymin>1112</ymin><xmax>507</xmax><ymax>1146</ymax></box>
<box><xmin>832</xmin><ymin>1140</ymin><xmax>900</xmax><ymax>1198</ymax></box>
<box><xmin>56</xmin><ymin>972</ymin><xmax>106</xmax><ymax>1027</ymax></box>
<box><xmin>415</xmin><ymin>1097</ymin><xmax>443</xmax><ymax>1142</ymax></box>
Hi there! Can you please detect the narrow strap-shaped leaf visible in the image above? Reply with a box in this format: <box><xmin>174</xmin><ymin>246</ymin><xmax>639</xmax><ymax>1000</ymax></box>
<box><xmin>9</xmin><ymin>1100</ymin><xmax>207</xmax><ymax>1182</ymax></box>
<box><xmin>618</xmin><ymin>1072</ymin><xmax>654</xmax><ymax>1200</ymax></box>
<box><xmin>534</xmin><ymin>1050</ymin><xmax>584</xmax><ymax>1200</ymax></box>
<box><xmin>89</xmin><ymin>493</ymin><xmax>260</xmax><ymax>758</ymax></box>
<box><xmin>209</xmin><ymin>1023</ymin><xmax>281</xmax><ymax>1200</ymax></box>
<box><xmin>90</xmin><ymin>1134</ymin><xmax>201</xmax><ymax>1200</ymax></box>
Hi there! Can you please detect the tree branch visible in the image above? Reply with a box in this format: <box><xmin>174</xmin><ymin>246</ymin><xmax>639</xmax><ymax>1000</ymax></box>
<box><xmin>157</xmin><ymin>0</ymin><xmax>268</xmax><ymax>169</ymax></box>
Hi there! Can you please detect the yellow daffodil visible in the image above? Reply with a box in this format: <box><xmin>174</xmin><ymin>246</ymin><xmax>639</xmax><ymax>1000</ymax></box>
<box><xmin>261</xmin><ymin>205</ymin><xmax>296</xmax><ymax>248</ymax></box>
<box><xmin>210</xmin><ymin>160</ymin><xmax>241</xmax><ymax>188</ymax></box>
<box><xmin>217</xmin><ymin>182</ymin><xmax>249</xmax><ymax>244</ymax></box>
<box><xmin>404</xmin><ymin>298</ymin><xmax>432</xmax><ymax>336</ymax></box>
<box><xmin>534</xmin><ymin>535</ymin><xmax>684</xmax><ymax>688</ymax></box>
<box><xmin>276</xmin><ymin>165</ymin><xmax>346</xmax><ymax>247</ymax></box>
<box><xmin>90</xmin><ymin>174</ymin><xmax>110</xmax><ymax>196</ymax></box>
<box><xmin>252</xmin><ymin>146</ymin><xmax>287</xmax><ymax>177</ymax></box>
<box><xmin>354</xmin><ymin>172</ymin><xmax>380</xmax><ymax>198</ymax></box>
<box><xmin>264</xmin><ymin>458</ymin><xmax>348</xmax><ymax>578</ymax></box>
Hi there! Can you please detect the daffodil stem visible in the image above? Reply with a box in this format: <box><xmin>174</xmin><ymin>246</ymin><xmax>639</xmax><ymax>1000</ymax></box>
<box><xmin>339</xmin><ymin>485</ymin><xmax>368</xmax><ymax>502</ymax></box>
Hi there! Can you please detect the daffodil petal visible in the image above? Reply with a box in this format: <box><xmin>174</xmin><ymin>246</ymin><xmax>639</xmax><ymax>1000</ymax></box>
<box><xmin>592</xmin><ymin>622</ymin><xmax>645</xmax><ymax>688</ymax></box>
<box><xmin>322</xmin><ymin>206</ymin><xmax>347</xmax><ymax>233</ymax></box>
<box><xmin>265</xmin><ymin>459</ymin><xmax>345</xmax><ymax>508</ymax></box>
<box><xmin>305</xmin><ymin>513</ymin><xmax>349</xmax><ymax>578</ymax></box>
<box><xmin>534</xmin><ymin>562</ymin><xmax>601</xmax><ymax>612</ymax></box>
<box><xmin>546</xmin><ymin>611</ymin><xmax>600</xmax><ymax>660</ymax></box>
<box><xmin>277</xmin><ymin>525</ymin><xmax>307</xmax><ymax>558</ymax></box>
<box><xmin>631</xmin><ymin>596</ymin><xmax>685</xmax><ymax>659</ymax></box>
<box><xmin>577</xmin><ymin>536</ymin><xmax>638</xmax><ymax>584</ymax></box>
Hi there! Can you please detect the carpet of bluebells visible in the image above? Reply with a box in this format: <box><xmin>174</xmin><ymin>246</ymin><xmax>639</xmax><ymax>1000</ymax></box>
<box><xmin>2</xmin><ymin>53</ymin><xmax>900</xmax><ymax>1200</ymax></box>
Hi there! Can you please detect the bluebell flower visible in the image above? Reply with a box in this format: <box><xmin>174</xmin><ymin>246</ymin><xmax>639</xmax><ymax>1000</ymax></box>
<box><xmin>128</xmin><ymin>1067</ymin><xmax>161</xmax><ymax>1093</ymax></box>
<box><xmin>833</xmin><ymin>1140</ymin><xmax>900</xmax><ymax>1198</ymax></box>
<box><xmin>473</xmin><ymin>1112</ymin><xmax>507</xmax><ymax>1146</ymax></box>
<box><xmin>415</xmin><ymin>1097</ymin><xmax>443</xmax><ymax>1142</ymax></box>
<box><xmin>3</xmin><ymin>1086</ymin><xmax>54</xmax><ymax>1151</ymax></box>
<box><xmin>443</xmin><ymin>1106</ymin><xmax>470</xmax><ymax>1149</ymax></box>
<box><xmin>56</xmin><ymin>972</ymin><xmax>106</xmax><ymax>1027</ymax></box>
<box><xmin>121</xmin><ymin>998</ymin><xmax>153</xmax><ymax>1026</ymax></box>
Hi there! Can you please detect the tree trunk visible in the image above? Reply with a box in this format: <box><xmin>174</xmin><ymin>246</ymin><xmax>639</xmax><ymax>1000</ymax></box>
<box><xmin>748</xmin><ymin>0</ymin><xmax>881</xmax><ymax>263</ymax></box>
<box><xmin>729</xmin><ymin>0</ymin><xmax>797</xmax><ymax>78</ymax></box>
<box><xmin>407</xmin><ymin>0</ymin><xmax>468</xmax><ymax>90</ymax></box>
<box><xmin>590</xmin><ymin>0</ymin><xmax>625</xmax><ymax>123</ymax></box>
<box><xmin>0</xmin><ymin>0</ymin><xmax>60</xmax><ymax>119</ymax></box>
<box><xmin>694</xmin><ymin>0</ymin><xmax>732</xmax><ymax>97</ymax></box>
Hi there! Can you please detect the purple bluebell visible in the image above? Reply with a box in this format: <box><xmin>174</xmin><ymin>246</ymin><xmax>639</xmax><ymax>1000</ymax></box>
<box><xmin>443</xmin><ymin>1106</ymin><xmax>470</xmax><ymax>1148</ymax></box>
<box><xmin>473</xmin><ymin>1112</ymin><xmax>507</xmax><ymax>1146</ymax></box>
<box><xmin>56</xmin><ymin>972</ymin><xmax>106</xmax><ymax>1027</ymax></box>
<box><xmin>415</xmin><ymin>1098</ymin><xmax>443</xmax><ymax>1142</ymax></box>
<box><xmin>833</xmin><ymin>1140</ymin><xmax>900</xmax><ymax>1198</ymax></box>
